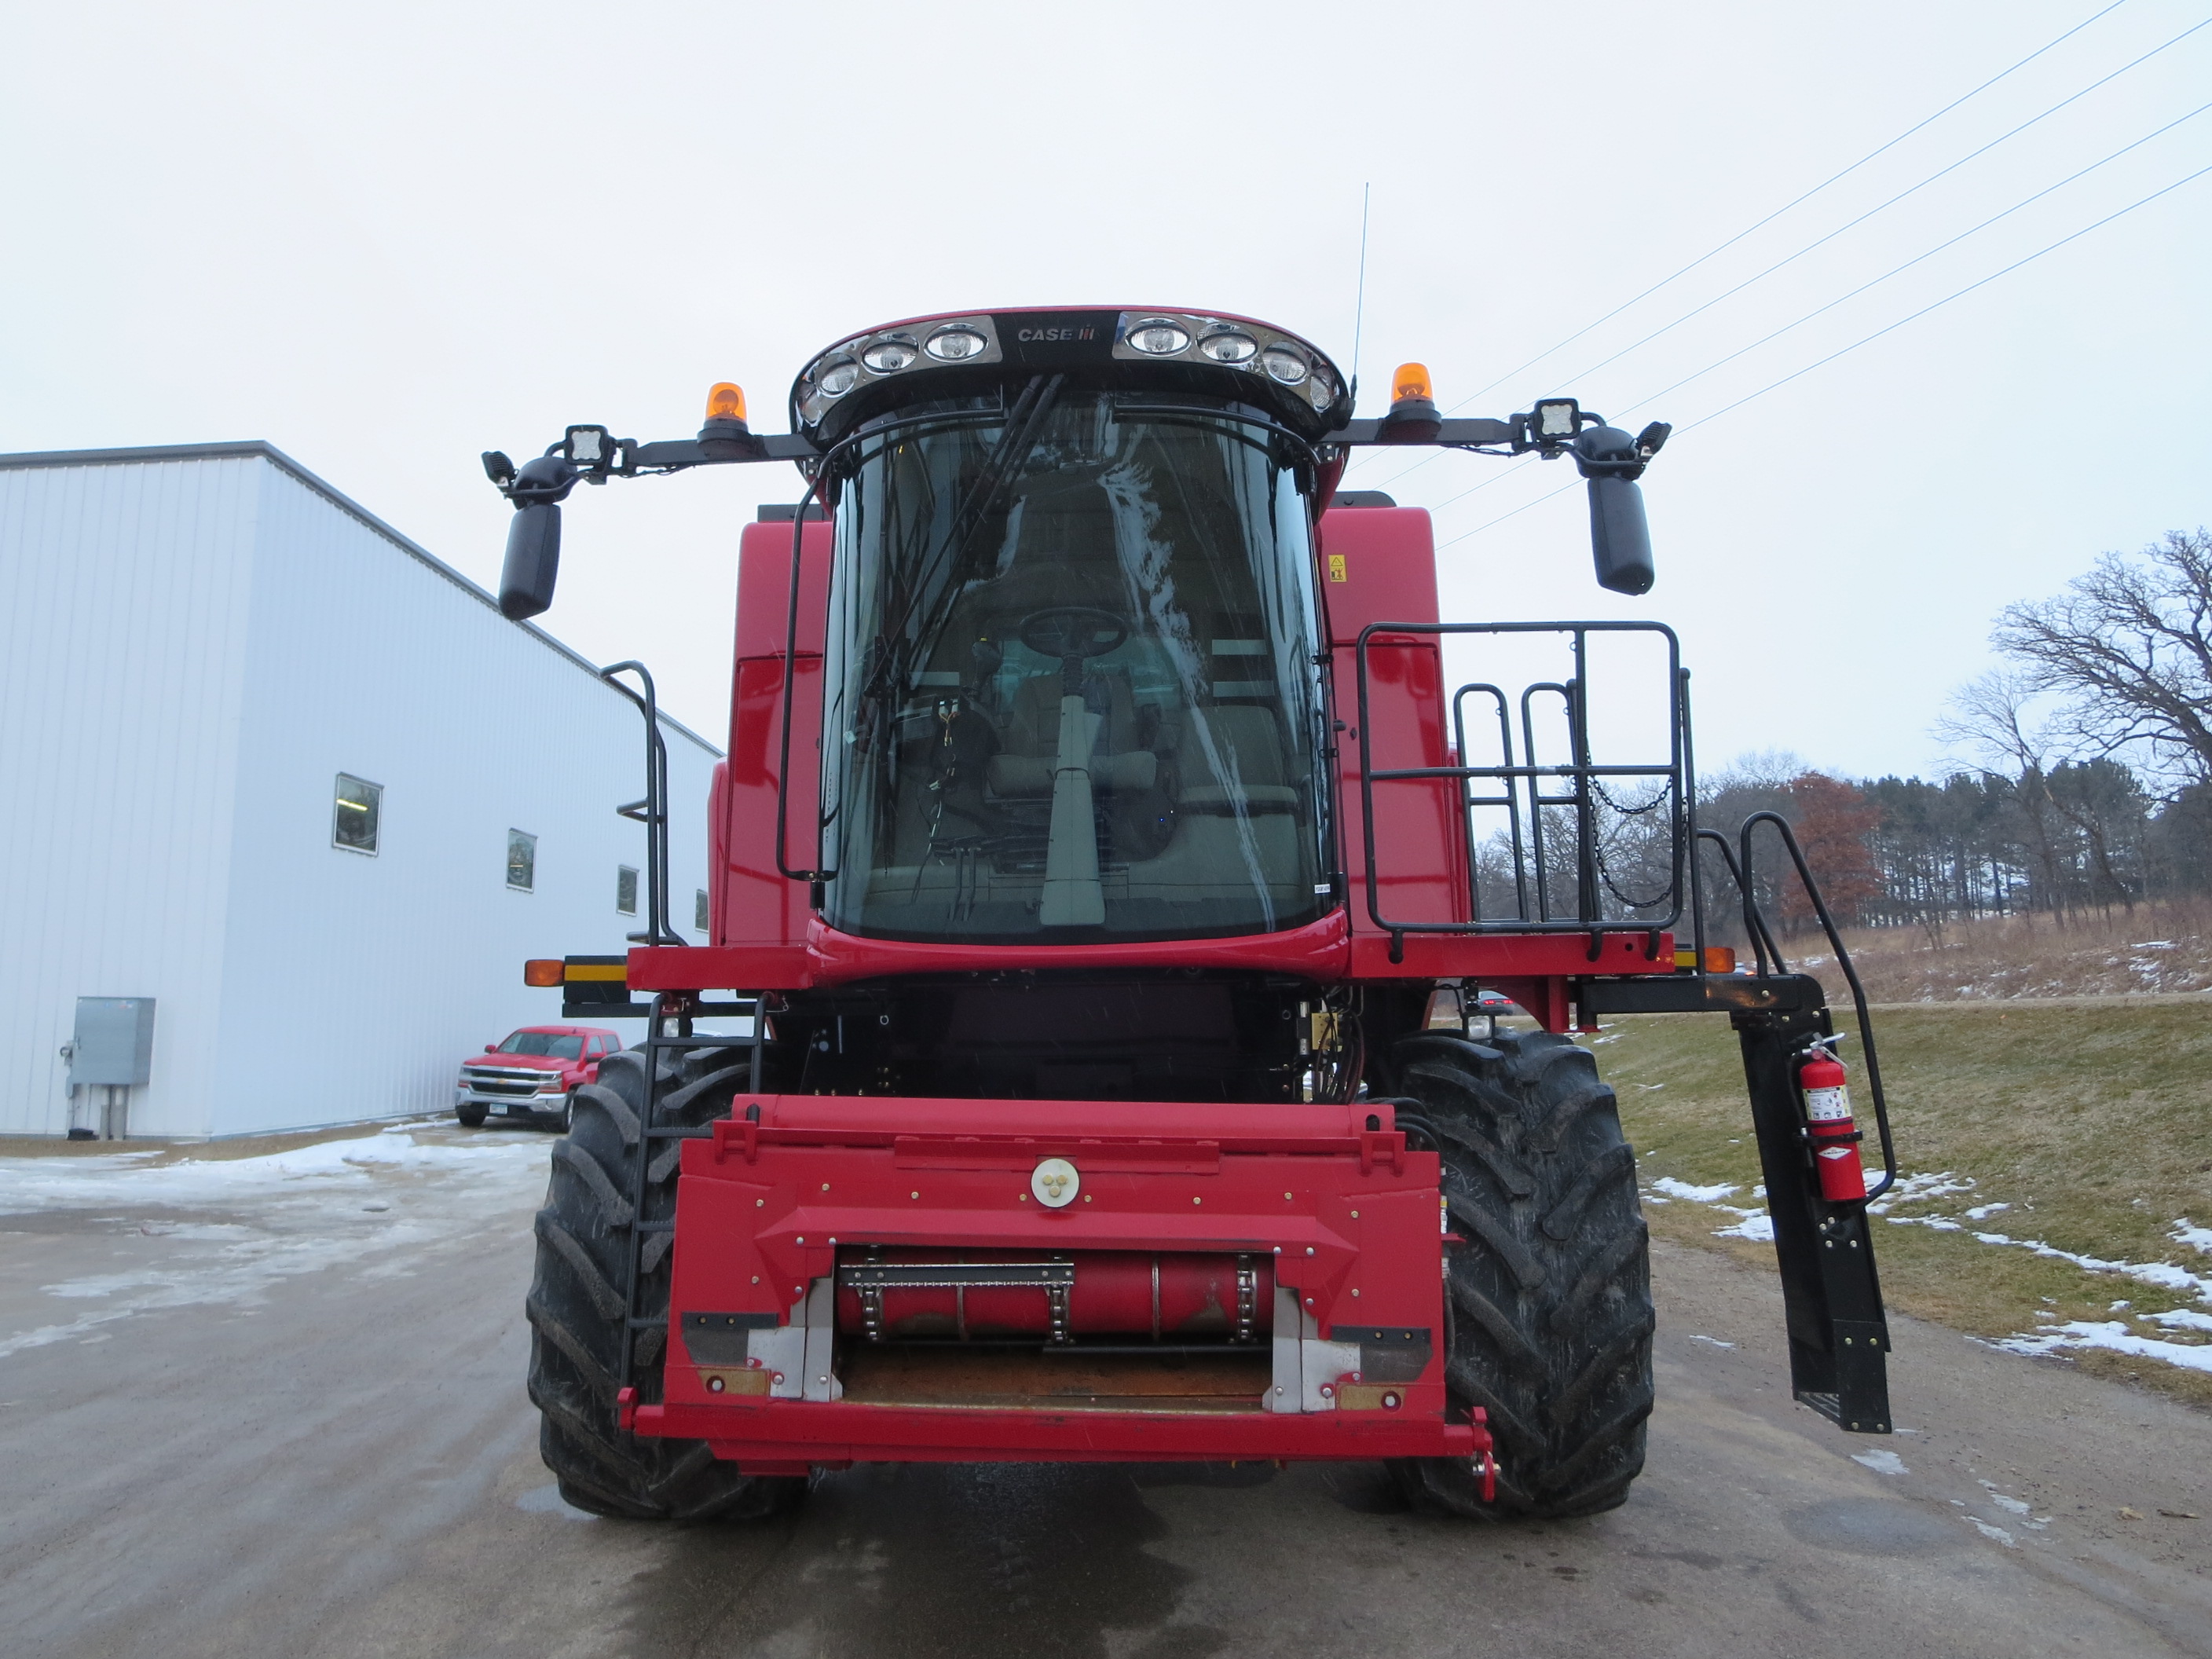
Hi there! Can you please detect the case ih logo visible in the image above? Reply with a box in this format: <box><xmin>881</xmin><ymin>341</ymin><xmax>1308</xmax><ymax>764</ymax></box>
<box><xmin>999</xmin><ymin>313</ymin><xmax>1115</xmax><ymax>361</ymax></box>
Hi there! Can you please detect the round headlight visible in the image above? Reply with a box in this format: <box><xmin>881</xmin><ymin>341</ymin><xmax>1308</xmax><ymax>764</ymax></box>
<box><xmin>1126</xmin><ymin>319</ymin><xmax>1192</xmax><ymax>356</ymax></box>
<box><xmin>862</xmin><ymin>338</ymin><xmax>917</xmax><ymax>373</ymax></box>
<box><xmin>1261</xmin><ymin>347</ymin><xmax>1309</xmax><ymax>386</ymax></box>
<box><xmin>1306</xmin><ymin>370</ymin><xmax>1339</xmax><ymax>410</ymax></box>
<box><xmin>1197</xmin><ymin>329</ymin><xmax>1258</xmax><ymax>364</ymax></box>
<box><xmin>924</xmin><ymin>326</ymin><xmax>990</xmax><ymax>362</ymax></box>
<box><xmin>816</xmin><ymin>360</ymin><xmax>859</xmax><ymax>397</ymax></box>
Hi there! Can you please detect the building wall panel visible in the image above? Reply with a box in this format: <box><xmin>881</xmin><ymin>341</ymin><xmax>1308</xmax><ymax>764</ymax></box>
<box><xmin>0</xmin><ymin>457</ymin><xmax>261</xmax><ymax>1137</ymax></box>
<box><xmin>210</xmin><ymin>458</ymin><xmax>720</xmax><ymax>1136</ymax></box>
<box><xmin>0</xmin><ymin>444</ymin><xmax>720</xmax><ymax>1140</ymax></box>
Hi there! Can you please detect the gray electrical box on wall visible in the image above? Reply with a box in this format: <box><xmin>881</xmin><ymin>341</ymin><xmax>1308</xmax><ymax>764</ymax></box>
<box><xmin>71</xmin><ymin>998</ymin><xmax>156</xmax><ymax>1086</ymax></box>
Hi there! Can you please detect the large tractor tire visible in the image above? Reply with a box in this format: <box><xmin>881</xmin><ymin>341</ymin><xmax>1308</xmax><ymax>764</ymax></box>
<box><xmin>1386</xmin><ymin>1029</ymin><xmax>1654</xmax><ymax>1520</ymax></box>
<box><xmin>524</xmin><ymin>1046</ymin><xmax>806</xmax><ymax>1522</ymax></box>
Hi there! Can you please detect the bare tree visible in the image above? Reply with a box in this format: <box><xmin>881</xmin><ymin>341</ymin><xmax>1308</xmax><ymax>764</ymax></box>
<box><xmin>1993</xmin><ymin>529</ymin><xmax>2212</xmax><ymax>786</ymax></box>
<box><xmin>1935</xmin><ymin>672</ymin><xmax>2153</xmax><ymax>920</ymax></box>
<box><xmin>1933</xmin><ymin>672</ymin><xmax>2069</xmax><ymax>923</ymax></box>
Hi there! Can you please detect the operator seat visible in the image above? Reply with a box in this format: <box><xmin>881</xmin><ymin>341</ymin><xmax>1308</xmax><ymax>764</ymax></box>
<box><xmin>984</xmin><ymin>671</ymin><xmax>1159</xmax><ymax>798</ymax></box>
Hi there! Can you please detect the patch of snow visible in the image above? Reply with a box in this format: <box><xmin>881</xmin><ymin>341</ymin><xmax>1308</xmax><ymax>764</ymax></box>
<box><xmin>2130</xmin><ymin>940</ymin><xmax>2176</xmax><ymax>950</ymax></box>
<box><xmin>2111</xmin><ymin>1299</ymin><xmax>2133</xmax><ymax>1311</ymax></box>
<box><xmin>1994</xmin><ymin>1320</ymin><xmax>2212</xmax><ymax>1375</ymax></box>
<box><xmin>1970</xmin><ymin>1519</ymin><xmax>2018</xmax><ymax>1547</ymax></box>
<box><xmin>1880</xmin><ymin>1219</ymin><xmax>2212</xmax><ymax>1304</ymax></box>
<box><xmin>1866</xmin><ymin>1171</ymin><xmax>1975</xmax><ymax>1214</ymax></box>
<box><xmin>2142</xmin><ymin>1307</ymin><xmax>2212</xmax><ymax>1335</ymax></box>
<box><xmin>0</xmin><ymin>1129</ymin><xmax>548</xmax><ymax>1361</ymax></box>
<box><xmin>1851</xmin><ymin>1449</ymin><xmax>1908</xmax><ymax>1476</ymax></box>
<box><xmin>2173</xmin><ymin>1220</ymin><xmax>2212</xmax><ymax>1256</ymax></box>
<box><xmin>1686</xmin><ymin>1334</ymin><xmax>1735</xmax><ymax>1349</ymax></box>
<box><xmin>1650</xmin><ymin>1177</ymin><xmax>1738</xmax><ymax>1203</ymax></box>
<box><xmin>1964</xmin><ymin>1203</ymin><xmax>2010</xmax><ymax>1220</ymax></box>
<box><xmin>1715</xmin><ymin>1214</ymin><xmax>1774</xmax><ymax>1243</ymax></box>
<box><xmin>0</xmin><ymin>1131</ymin><xmax>544</xmax><ymax>1214</ymax></box>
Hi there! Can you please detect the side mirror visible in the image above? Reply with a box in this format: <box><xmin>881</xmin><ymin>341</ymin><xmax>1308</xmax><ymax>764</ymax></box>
<box><xmin>499</xmin><ymin>503</ymin><xmax>562</xmax><ymax>620</ymax></box>
<box><xmin>1587</xmin><ymin>475</ymin><xmax>1654</xmax><ymax>595</ymax></box>
<box><xmin>1573</xmin><ymin>425</ymin><xmax>1654</xmax><ymax>595</ymax></box>
<box><xmin>485</xmin><ymin>1043</ymin><xmax>497</xmax><ymax>1052</ymax></box>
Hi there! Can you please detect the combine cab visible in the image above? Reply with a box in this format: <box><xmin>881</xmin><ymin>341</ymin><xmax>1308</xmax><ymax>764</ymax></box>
<box><xmin>487</xmin><ymin>309</ymin><xmax>1897</xmax><ymax>1522</ymax></box>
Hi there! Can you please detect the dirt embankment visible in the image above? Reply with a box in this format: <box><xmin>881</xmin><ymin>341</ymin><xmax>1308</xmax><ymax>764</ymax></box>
<box><xmin>1784</xmin><ymin>903</ymin><xmax>2212</xmax><ymax>1003</ymax></box>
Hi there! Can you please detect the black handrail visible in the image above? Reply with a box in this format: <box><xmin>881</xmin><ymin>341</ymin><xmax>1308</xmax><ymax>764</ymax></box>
<box><xmin>1738</xmin><ymin>811</ymin><xmax>1899</xmax><ymax>1201</ymax></box>
<box><xmin>1448</xmin><ymin>683</ymin><xmax>1525</xmax><ymax>921</ymax></box>
<box><xmin>600</xmin><ymin>661</ymin><xmax>686</xmax><ymax>947</ymax></box>
<box><xmin>1354</xmin><ymin>621</ymin><xmax>1686</xmax><ymax>954</ymax></box>
<box><xmin>1696</xmin><ymin>826</ymin><xmax>1785</xmax><ymax>976</ymax></box>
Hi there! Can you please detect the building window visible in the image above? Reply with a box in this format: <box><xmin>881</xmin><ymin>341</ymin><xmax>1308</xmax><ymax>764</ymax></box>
<box><xmin>333</xmin><ymin>775</ymin><xmax>382</xmax><ymax>855</ymax></box>
<box><xmin>617</xmin><ymin>866</ymin><xmax>639</xmax><ymax>915</ymax></box>
<box><xmin>695</xmin><ymin>888</ymin><xmax>710</xmax><ymax>932</ymax></box>
<box><xmin>507</xmin><ymin>830</ymin><xmax>537</xmax><ymax>891</ymax></box>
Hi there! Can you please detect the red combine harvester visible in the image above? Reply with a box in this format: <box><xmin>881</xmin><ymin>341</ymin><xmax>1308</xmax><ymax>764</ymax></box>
<box><xmin>482</xmin><ymin>307</ymin><xmax>1898</xmax><ymax>1523</ymax></box>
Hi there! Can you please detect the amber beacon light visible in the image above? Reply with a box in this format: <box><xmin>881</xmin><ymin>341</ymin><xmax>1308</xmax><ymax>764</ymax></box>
<box><xmin>1379</xmin><ymin>361</ymin><xmax>1441</xmax><ymax>441</ymax></box>
<box><xmin>705</xmin><ymin>382</ymin><xmax>747</xmax><ymax>424</ymax></box>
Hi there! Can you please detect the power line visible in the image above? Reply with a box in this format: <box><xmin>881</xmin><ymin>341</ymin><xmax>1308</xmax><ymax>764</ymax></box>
<box><xmin>1454</xmin><ymin>0</ymin><xmax>2138</xmax><ymax>409</ymax></box>
<box><xmin>1672</xmin><ymin>161</ymin><xmax>2212</xmax><ymax>434</ymax></box>
<box><xmin>1619</xmin><ymin>100</ymin><xmax>2212</xmax><ymax>415</ymax></box>
<box><xmin>1415</xmin><ymin>98</ymin><xmax>2199</xmax><ymax>525</ymax></box>
<box><xmin>1433</xmin><ymin>480</ymin><xmax>1581</xmax><ymax>551</ymax></box>
<box><xmin>1549</xmin><ymin>18</ymin><xmax>2211</xmax><ymax>396</ymax></box>
<box><xmin>1358</xmin><ymin>0</ymin><xmax>2139</xmax><ymax>491</ymax></box>
<box><xmin>1404</xmin><ymin>96</ymin><xmax>2199</xmax><ymax>522</ymax></box>
<box><xmin>1434</xmin><ymin>159</ymin><xmax>2212</xmax><ymax>551</ymax></box>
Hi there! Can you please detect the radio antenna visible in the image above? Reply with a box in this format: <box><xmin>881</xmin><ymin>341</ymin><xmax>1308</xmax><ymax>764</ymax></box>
<box><xmin>1350</xmin><ymin>182</ymin><xmax>1371</xmax><ymax>410</ymax></box>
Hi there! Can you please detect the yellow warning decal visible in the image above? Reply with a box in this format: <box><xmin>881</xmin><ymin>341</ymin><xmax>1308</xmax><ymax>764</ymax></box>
<box><xmin>1328</xmin><ymin>553</ymin><xmax>1347</xmax><ymax>583</ymax></box>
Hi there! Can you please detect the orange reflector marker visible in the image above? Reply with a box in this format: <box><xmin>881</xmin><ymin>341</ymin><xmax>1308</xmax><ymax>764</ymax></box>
<box><xmin>523</xmin><ymin>959</ymin><xmax>564</xmax><ymax>987</ymax></box>
<box><xmin>705</xmin><ymin>382</ymin><xmax>747</xmax><ymax>423</ymax></box>
<box><xmin>1675</xmin><ymin>947</ymin><xmax>1738</xmax><ymax>973</ymax></box>
<box><xmin>1391</xmin><ymin>362</ymin><xmax>1433</xmax><ymax>405</ymax></box>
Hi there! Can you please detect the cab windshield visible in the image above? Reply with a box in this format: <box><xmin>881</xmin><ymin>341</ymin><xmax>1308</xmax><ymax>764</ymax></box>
<box><xmin>819</xmin><ymin>390</ymin><xmax>1326</xmax><ymax>943</ymax></box>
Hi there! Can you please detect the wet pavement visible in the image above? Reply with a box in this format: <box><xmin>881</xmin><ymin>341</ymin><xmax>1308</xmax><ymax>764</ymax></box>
<box><xmin>3</xmin><ymin>1122</ymin><xmax>2209</xmax><ymax>1657</ymax></box>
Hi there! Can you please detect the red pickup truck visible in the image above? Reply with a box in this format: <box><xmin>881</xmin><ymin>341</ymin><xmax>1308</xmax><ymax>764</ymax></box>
<box><xmin>453</xmin><ymin>1025</ymin><xmax>622</xmax><ymax>1130</ymax></box>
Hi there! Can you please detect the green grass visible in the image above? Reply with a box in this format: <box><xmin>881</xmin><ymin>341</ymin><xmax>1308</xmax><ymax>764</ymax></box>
<box><xmin>1588</xmin><ymin>1002</ymin><xmax>2212</xmax><ymax>1409</ymax></box>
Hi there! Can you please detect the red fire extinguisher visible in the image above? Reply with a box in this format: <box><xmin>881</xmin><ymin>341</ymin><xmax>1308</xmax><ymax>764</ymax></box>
<box><xmin>1799</xmin><ymin>1039</ymin><xmax>1866</xmax><ymax>1203</ymax></box>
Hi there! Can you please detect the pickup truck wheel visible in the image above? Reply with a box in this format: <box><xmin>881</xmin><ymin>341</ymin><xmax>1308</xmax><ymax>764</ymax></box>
<box><xmin>547</xmin><ymin>1092</ymin><xmax>574</xmax><ymax>1133</ymax></box>
<box><xmin>1383</xmin><ymin>1029</ymin><xmax>1653</xmax><ymax>1521</ymax></box>
<box><xmin>456</xmin><ymin>1106</ymin><xmax>485</xmax><ymax>1128</ymax></box>
<box><xmin>525</xmin><ymin>1046</ymin><xmax>804</xmax><ymax>1522</ymax></box>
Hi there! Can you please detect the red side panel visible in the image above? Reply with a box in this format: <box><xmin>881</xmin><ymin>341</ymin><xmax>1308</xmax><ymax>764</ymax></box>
<box><xmin>716</xmin><ymin>519</ymin><xmax>831</xmax><ymax>964</ymax></box>
<box><xmin>707</xmin><ymin>758</ymin><xmax>731</xmax><ymax>941</ymax></box>
<box><xmin>1317</xmin><ymin>507</ymin><xmax>1467</xmax><ymax>969</ymax></box>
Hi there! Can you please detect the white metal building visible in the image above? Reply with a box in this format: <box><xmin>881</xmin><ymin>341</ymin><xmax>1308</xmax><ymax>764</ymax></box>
<box><xmin>0</xmin><ymin>441</ymin><xmax>722</xmax><ymax>1141</ymax></box>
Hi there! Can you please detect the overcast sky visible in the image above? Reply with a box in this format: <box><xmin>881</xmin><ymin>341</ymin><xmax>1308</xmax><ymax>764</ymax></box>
<box><xmin>5</xmin><ymin>0</ymin><xmax>2206</xmax><ymax>780</ymax></box>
